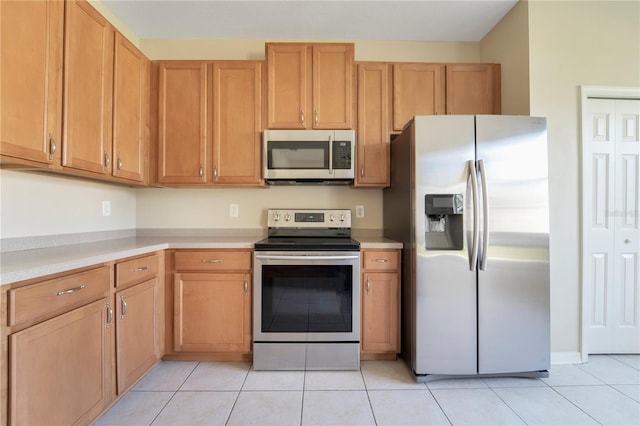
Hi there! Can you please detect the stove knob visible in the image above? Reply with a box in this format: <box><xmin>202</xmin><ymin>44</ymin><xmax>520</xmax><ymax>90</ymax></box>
<box><xmin>284</xmin><ymin>214</ymin><xmax>291</xmax><ymax>221</ymax></box>
<box><xmin>340</xmin><ymin>214</ymin><xmax>346</xmax><ymax>222</ymax></box>
<box><xmin>329</xmin><ymin>214</ymin><xmax>336</xmax><ymax>222</ymax></box>
<box><xmin>273</xmin><ymin>214</ymin><xmax>280</xmax><ymax>222</ymax></box>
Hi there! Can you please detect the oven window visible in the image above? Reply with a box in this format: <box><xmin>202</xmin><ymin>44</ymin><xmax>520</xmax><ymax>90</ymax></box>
<box><xmin>261</xmin><ymin>265</ymin><xmax>353</xmax><ymax>333</ymax></box>
<box><xmin>267</xmin><ymin>141</ymin><xmax>328</xmax><ymax>169</ymax></box>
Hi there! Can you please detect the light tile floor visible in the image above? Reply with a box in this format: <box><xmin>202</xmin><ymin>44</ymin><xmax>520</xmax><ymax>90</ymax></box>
<box><xmin>96</xmin><ymin>355</ymin><xmax>640</xmax><ymax>425</ymax></box>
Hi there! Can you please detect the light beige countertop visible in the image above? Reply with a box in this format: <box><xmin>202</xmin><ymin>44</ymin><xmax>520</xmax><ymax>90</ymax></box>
<box><xmin>1</xmin><ymin>233</ymin><xmax>402</xmax><ymax>286</ymax></box>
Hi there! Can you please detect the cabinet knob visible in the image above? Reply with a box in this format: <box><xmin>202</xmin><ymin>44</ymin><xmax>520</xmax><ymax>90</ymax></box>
<box><xmin>117</xmin><ymin>157</ymin><xmax>123</xmax><ymax>171</ymax></box>
<box><xmin>104</xmin><ymin>151</ymin><xmax>111</xmax><ymax>169</ymax></box>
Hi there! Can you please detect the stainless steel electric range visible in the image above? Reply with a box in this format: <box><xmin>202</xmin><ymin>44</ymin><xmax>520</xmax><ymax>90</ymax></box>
<box><xmin>253</xmin><ymin>209</ymin><xmax>361</xmax><ymax>370</ymax></box>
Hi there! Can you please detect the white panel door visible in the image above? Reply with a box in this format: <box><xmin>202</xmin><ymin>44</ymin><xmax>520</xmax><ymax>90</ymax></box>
<box><xmin>585</xmin><ymin>98</ymin><xmax>640</xmax><ymax>354</ymax></box>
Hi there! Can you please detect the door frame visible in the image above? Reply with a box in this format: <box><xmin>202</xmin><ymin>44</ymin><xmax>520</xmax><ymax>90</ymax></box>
<box><xmin>580</xmin><ymin>85</ymin><xmax>640</xmax><ymax>362</ymax></box>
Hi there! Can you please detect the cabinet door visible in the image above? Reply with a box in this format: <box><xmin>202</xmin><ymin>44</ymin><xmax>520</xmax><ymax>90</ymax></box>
<box><xmin>211</xmin><ymin>61</ymin><xmax>263</xmax><ymax>185</ymax></box>
<box><xmin>392</xmin><ymin>63</ymin><xmax>445</xmax><ymax>131</ymax></box>
<box><xmin>158</xmin><ymin>62</ymin><xmax>208</xmax><ymax>184</ymax></box>
<box><xmin>174</xmin><ymin>273</ymin><xmax>251</xmax><ymax>352</ymax></box>
<box><xmin>355</xmin><ymin>62</ymin><xmax>390</xmax><ymax>187</ymax></box>
<box><xmin>113</xmin><ymin>32</ymin><xmax>149</xmax><ymax>183</ymax></box>
<box><xmin>0</xmin><ymin>0</ymin><xmax>63</xmax><ymax>166</ymax></box>
<box><xmin>266</xmin><ymin>43</ymin><xmax>308</xmax><ymax>129</ymax></box>
<box><xmin>63</xmin><ymin>0</ymin><xmax>114</xmax><ymax>174</ymax></box>
<box><xmin>446</xmin><ymin>64</ymin><xmax>501</xmax><ymax>114</ymax></box>
<box><xmin>312</xmin><ymin>44</ymin><xmax>354</xmax><ymax>129</ymax></box>
<box><xmin>116</xmin><ymin>278</ymin><xmax>159</xmax><ymax>394</ymax></box>
<box><xmin>9</xmin><ymin>298</ymin><xmax>112</xmax><ymax>425</ymax></box>
<box><xmin>362</xmin><ymin>272</ymin><xmax>399</xmax><ymax>353</ymax></box>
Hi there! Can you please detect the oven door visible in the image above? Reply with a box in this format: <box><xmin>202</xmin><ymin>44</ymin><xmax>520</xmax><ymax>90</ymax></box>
<box><xmin>253</xmin><ymin>250</ymin><xmax>360</xmax><ymax>343</ymax></box>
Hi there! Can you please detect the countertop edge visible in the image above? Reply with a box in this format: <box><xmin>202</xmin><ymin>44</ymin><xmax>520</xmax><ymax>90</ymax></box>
<box><xmin>1</xmin><ymin>237</ymin><xmax>402</xmax><ymax>286</ymax></box>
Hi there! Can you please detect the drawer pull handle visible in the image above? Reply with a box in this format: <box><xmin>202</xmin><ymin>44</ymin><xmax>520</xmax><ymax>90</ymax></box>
<box><xmin>373</xmin><ymin>259</ymin><xmax>390</xmax><ymax>263</ymax></box>
<box><xmin>121</xmin><ymin>295</ymin><xmax>128</xmax><ymax>320</ymax></box>
<box><xmin>201</xmin><ymin>259</ymin><xmax>223</xmax><ymax>263</ymax></box>
<box><xmin>106</xmin><ymin>302</ymin><xmax>113</xmax><ymax>328</ymax></box>
<box><xmin>366</xmin><ymin>278</ymin><xmax>371</xmax><ymax>295</ymax></box>
<box><xmin>133</xmin><ymin>266</ymin><xmax>149</xmax><ymax>272</ymax></box>
<box><xmin>56</xmin><ymin>284</ymin><xmax>85</xmax><ymax>296</ymax></box>
<box><xmin>244</xmin><ymin>281</ymin><xmax>248</xmax><ymax>295</ymax></box>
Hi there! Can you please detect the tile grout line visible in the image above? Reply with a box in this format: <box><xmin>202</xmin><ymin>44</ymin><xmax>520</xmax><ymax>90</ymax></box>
<box><xmin>225</xmin><ymin>362</ymin><xmax>252</xmax><ymax>425</ymax></box>
<box><xmin>547</xmin><ymin>384</ymin><xmax>603</xmax><ymax>425</ymax></box>
<box><xmin>360</xmin><ymin>364</ymin><xmax>379</xmax><ymax>425</ymax></box>
<box><xmin>147</xmin><ymin>360</ymin><xmax>201</xmax><ymax>425</ymax></box>
<box><xmin>425</xmin><ymin>386</ymin><xmax>454</xmax><ymax>426</ymax></box>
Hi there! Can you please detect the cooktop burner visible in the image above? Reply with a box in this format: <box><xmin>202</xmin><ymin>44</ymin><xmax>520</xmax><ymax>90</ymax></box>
<box><xmin>255</xmin><ymin>208</ymin><xmax>360</xmax><ymax>251</ymax></box>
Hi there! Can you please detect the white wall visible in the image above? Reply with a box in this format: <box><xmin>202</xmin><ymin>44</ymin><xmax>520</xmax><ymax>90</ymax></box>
<box><xmin>527</xmin><ymin>0</ymin><xmax>639</xmax><ymax>359</ymax></box>
<box><xmin>0</xmin><ymin>170</ymin><xmax>136</xmax><ymax>239</ymax></box>
<box><xmin>136</xmin><ymin>186</ymin><xmax>382</xmax><ymax>230</ymax></box>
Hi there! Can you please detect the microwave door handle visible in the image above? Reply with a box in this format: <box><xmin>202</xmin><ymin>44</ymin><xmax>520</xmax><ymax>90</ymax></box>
<box><xmin>328</xmin><ymin>135</ymin><xmax>333</xmax><ymax>175</ymax></box>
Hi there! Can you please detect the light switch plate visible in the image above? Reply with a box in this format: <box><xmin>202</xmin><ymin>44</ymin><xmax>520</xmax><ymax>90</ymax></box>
<box><xmin>355</xmin><ymin>205</ymin><xmax>364</xmax><ymax>218</ymax></box>
<box><xmin>229</xmin><ymin>204</ymin><xmax>239</xmax><ymax>217</ymax></box>
<box><xmin>102</xmin><ymin>201</ymin><xmax>111</xmax><ymax>217</ymax></box>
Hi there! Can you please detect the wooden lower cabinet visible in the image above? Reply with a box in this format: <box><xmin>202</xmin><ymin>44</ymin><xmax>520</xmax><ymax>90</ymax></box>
<box><xmin>170</xmin><ymin>249</ymin><xmax>253</xmax><ymax>358</ymax></box>
<box><xmin>361</xmin><ymin>249</ymin><xmax>401</xmax><ymax>359</ymax></box>
<box><xmin>174</xmin><ymin>272</ymin><xmax>251</xmax><ymax>352</ymax></box>
<box><xmin>9</xmin><ymin>297</ymin><xmax>113</xmax><ymax>425</ymax></box>
<box><xmin>115</xmin><ymin>278</ymin><xmax>159</xmax><ymax>394</ymax></box>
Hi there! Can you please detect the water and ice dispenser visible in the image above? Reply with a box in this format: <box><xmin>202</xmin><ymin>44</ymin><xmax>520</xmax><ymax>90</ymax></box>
<box><xmin>424</xmin><ymin>194</ymin><xmax>463</xmax><ymax>250</ymax></box>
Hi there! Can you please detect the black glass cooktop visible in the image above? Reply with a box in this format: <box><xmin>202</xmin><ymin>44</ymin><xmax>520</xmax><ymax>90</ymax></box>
<box><xmin>254</xmin><ymin>237</ymin><xmax>360</xmax><ymax>251</ymax></box>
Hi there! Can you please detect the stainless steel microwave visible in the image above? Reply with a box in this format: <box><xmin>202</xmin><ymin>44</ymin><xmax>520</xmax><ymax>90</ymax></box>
<box><xmin>263</xmin><ymin>129</ymin><xmax>355</xmax><ymax>184</ymax></box>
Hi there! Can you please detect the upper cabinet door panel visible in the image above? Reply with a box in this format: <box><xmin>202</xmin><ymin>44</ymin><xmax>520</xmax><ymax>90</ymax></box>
<box><xmin>158</xmin><ymin>62</ymin><xmax>207</xmax><ymax>184</ymax></box>
<box><xmin>392</xmin><ymin>63</ymin><xmax>445</xmax><ymax>131</ymax></box>
<box><xmin>312</xmin><ymin>44</ymin><xmax>354</xmax><ymax>129</ymax></box>
<box><xmin>355</xmin><ymin>62</ymin><xmax>390</xmax><ymax>187</ymax></box>
<box><xmin>211</xmin><ymin>61</ymin><xmax>263</xmax><ymax>185</ymax></box>
<box><xmin>446</xmin><ymin>64</ymin><xmax>501</xmax><ymax>115</ymax></box>
<box><xmin>113</xmin><ymin>33</ymin><xmax>149</xmax><ymax>183</ymax></box>
<box><xmin>63</xmin><ymin>0</ymin><xmax>114</xmax><ymax>174</ymax></box>
<box><xmin>0</xmin><ymin>0</ymin><xmax>63</xmax><ymax>165</ymax></box>
<box><xmin>266</xmin><ymin>44</ymin><xmax>308</xmax><ymax>129</ymax></box>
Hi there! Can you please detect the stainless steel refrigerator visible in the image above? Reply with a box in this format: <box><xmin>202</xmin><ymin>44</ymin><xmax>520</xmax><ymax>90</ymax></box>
<box><xmin>384</xmin><ymin>115</ymin><xmax>550</xmax><ymax>382</ymax></box>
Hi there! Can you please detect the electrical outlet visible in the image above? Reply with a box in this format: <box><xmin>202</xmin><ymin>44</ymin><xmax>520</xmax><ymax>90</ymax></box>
<box><xmin>229</xmin><ymin>203</ymin><xmax>239</xmax><ymax>217</ymax></box>
<box><xmin>356</xmin><ymin>205</ymin><xmax>364</xmax><ymax>218</ymax></box>
<box><xmin>102</xmin><ymin>201</ymin><xmax>111</xmax><ymax>217</ymax></box>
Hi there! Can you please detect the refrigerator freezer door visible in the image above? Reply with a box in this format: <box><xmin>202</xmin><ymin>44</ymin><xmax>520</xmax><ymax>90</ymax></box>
<box><xmin>412</xmin><ymin>115</ymin><xmax>478</xmax><ymax>375</ymax></box>
<box><xmin>475</xmin><ymin>115</ymin><xmax>550</xmax><ymax>374</ymax></box>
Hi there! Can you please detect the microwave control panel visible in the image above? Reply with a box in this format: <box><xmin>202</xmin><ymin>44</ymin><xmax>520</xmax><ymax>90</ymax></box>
<box><xmin>332</xmin><ymin>141</ymin><xmax>352</xmax><ymax>169</ymax></box>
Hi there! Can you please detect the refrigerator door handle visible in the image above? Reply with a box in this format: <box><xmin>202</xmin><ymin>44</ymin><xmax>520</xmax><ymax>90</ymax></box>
<box><xmin>468</xmin><ymin>160</ymin><xmax>480</xmax><ymax>271</ymax></box>
<box><xmin>478</xmin><ymin>159</ymin><xmax>489</xmax><ymax>271</ymax></box>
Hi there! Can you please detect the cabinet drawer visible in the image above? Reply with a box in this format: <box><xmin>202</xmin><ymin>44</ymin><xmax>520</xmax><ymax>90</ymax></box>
<box><xmin>8</xmin><ymin>266</ymin><xmax>110</xmax><ymax>327</ymax></box>
<box><xmin>362</xmin><ymin>250</ymin><xmax>399</xmax><ymax>271</ymax></box>
<box><xmin>116</xmin><ymin>253</ymin><xmax>159</xmax><ymax>287</ymax></box>
<box><xmin>174</xmin><ymin>250</ymin><xmax>251</xmax><ymax>272</ymax></box>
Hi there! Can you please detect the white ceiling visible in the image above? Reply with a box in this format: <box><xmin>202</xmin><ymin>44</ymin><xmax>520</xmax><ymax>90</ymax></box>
<box><xmin>101</xmin><ymin>0</ymin><xmax>518</xmax><ymax>42</ymax></box>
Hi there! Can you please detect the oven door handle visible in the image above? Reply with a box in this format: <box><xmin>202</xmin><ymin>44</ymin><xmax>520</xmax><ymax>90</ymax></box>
<box><xmin>255</xmin><ymin>255</ymin><xmax>359</xmax><ymax>261</ymax></box>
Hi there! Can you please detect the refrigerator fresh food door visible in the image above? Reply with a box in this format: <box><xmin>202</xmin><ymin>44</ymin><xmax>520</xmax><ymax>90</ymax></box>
<box><xmin>475</xmin><ymin>115</ymin><xmax>550</xmax><ymax>374</ymax></box>
<box><xmin>413</xmin><ymin>115</ymin><xmax>478</xmax><ymax>375</ymax></box>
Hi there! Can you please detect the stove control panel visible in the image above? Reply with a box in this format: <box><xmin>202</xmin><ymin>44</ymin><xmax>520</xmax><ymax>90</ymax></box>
<box><xmin>267</xmin><ymin>209</ymin><xmax>351</xmax><ymax>228</ymax></box>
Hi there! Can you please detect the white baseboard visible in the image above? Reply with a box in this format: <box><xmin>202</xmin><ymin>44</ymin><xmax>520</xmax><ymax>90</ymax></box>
<box><xmin>551</xmin><ymin>352</ymin><xmax>584</xmax><ymax>365</ymax></box>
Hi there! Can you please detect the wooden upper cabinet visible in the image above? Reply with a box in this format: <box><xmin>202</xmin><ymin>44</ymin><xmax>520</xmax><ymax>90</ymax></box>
<box><xmin>355</xmin><ymin>62</ymin><xmax>390</xmax><ymax>187</ymax></box>
<box><xmin>312</xmin><ymin>44</ymin><xmax>354</xmax><ymax>129</ymax></box>
<box><xmin>446</xmin><ymin>64</ymin><xmax>501</xmax><ymax>114</ymax></box>
<box><xmin>158</xmin><ymin>62</ymin><xmax>207</xmax><ymax>184</ymax></box>
<box><xmin>392</xmin><ymin>63</ymin><xmax>445</xmax><ymax>131</ymax></box>
<box><xmin>266</xmin><ymin>44</ymin><xmax>308</xmax><ymax>129</ymax></box>
<box><xmin>0</xmin><ymin>0</ymin><xmax>64</xmax><ymax>166</ymax></box>
<box><xmin>113</xmin><ymin>32</ymin><xmax>149</xmax><ymax>183</ymax></box>
<box><xmin>62</xmin><ymin>0</ymin><xmax>114</xmax><ymax>175</ymax></box>
<box><xmin>211</xmin><ymin>61</ymin><xmax>263</xmax><ymax>186</ymax></box>
<box><xmin>267</xmin><ymin>43</ymin><xmax>354</xmax><ymax>129</ymax></box>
